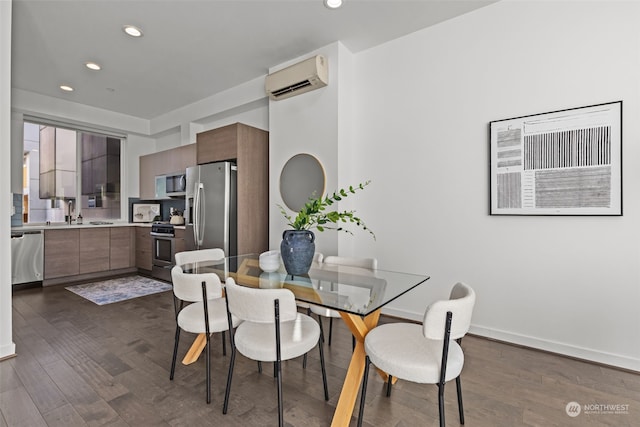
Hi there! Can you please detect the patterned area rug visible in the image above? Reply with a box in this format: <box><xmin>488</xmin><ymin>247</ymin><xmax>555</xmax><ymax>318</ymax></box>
<box><xmin>66</xmin><ymin>275</ymin><xmax>172</xmax><ymax>305</ymax></box>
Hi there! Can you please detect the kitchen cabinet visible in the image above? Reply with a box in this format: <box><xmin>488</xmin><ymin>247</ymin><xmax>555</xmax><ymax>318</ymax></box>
<box><xmin>139</xmin><ymin>144</ymin><xmax>196</xmax><ymax>200</ymax></box>
<box><xmin>174</xmin><ymin>228</ymin><xmax>185</xmax><ymax>256</ymax></box>
<box><xmin>196</xmin><ymin>123</ymin><xmax>269</xmax><ymax>255</ymax></box>
<box><xmin>79</xmin><ymin>228</ymin><xmax>110</xmax><ymax>274</ymax></box>
<box><xmin>43</xmin><ymin>226</ymin><xmax>137</xmax><ymax>285</ymax></box>
<box><xmin>44</xmin><ymin>229</ymin><xmax>80</xmax><ymax>279</ymax></box>
<box><xmin>135</xmin><ymin>227</ymin><xmax>153</xmax><ymax>271</ymax></box>
<box><xmin>110</xmin><ymin>227</ymin><xmax>134</xmax><ymax>270</ymax></box>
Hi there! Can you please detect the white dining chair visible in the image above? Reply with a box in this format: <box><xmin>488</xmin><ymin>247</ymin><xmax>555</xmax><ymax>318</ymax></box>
<box><xmin>310</xmin><ymin>256</ymin><xmax>377</xmax><ymax>346</ymax></box>
<box><xmin>169</xmin><ymin>266</ymin><xmax>241</xmax><ymax>404</ymax></box>
<box><xmin>174</xmin><ymin>248</ymin><xmax>225</xmax><ymax>267</ymax></box>
<box><xmin>357</xmin><ymin>282</ymin><xmax>476</xmax><ymax>427</ymax></box>
<box><xmin>222</xmin><ymin>277</ymin><xmax>329</xmax><ymax>427</ymax></box>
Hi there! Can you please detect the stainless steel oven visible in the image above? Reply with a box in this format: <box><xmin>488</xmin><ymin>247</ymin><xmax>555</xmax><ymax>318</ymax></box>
<box><xmin>151</xmin><ymin>223</ymin><xmax>175</xmax><ymax>281</ymax></box>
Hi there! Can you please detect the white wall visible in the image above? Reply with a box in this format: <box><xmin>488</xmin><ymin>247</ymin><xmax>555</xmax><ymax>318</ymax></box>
<box><xmin>349</xmin><ymin>0</ymin><xmax>640</xmax><ymax>370</ymax></box>
<box><xmin>1</xmin><ymin>0</ymin><xmax>15</xmax><ymax>360</ymax></box>
<box><xmin>269</xmin><ymin>43</ymin><xmax>345</xmax><ymax>256</ymax></box>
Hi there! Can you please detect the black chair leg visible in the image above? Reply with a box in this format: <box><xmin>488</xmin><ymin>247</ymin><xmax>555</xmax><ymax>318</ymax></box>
<box><xmin>328</xmin><ymin>317</ymin><xmax>333</xmax><ymax>346</ymax></box>
<box><xmin>317</xmin><ymin>316</ymin><xmax>325</xmax><ymax>343</ymax></box>
<box><xmin>222</xmin><ymin>346</ymin><xmax>236</xmax><ymax>414</ymax></box>
<box><xmin>221</xmin><ymin>331</ymin><xmax>226</xmax><ymax>356</ymax></box>
<box><xmin>357</xmin><ymin>356</ymin><xmax>371</xmax><ymax>427</ymax></box>
<box><xmin>205</xmin><ymin>332</ymin><xmax>211</xmax><ymax>404</ymax></box>
<box><xmin>170</xmin><ymin>326</ymin><xmax>181</xmax><ymax>380</ymax></box>
<box><xmin>257</xmin><ymin>361</ymin><xmax>262</xmax><ymax>373</ymax></box>
<box><xmin>456</xmin><ymin>375</ymin><xmax>465</xmax><ymax>424</ymax></box>
<box><xmin>386</xmin><ymin>375</ymin><xmax>393</xmax><ymax>397</ymax></box>
<box><xmin>438</xmin><ymin>383</ymin><xmax>445</xmax><ymax>427</ymax></box>
<box><xmin>276</xmin><ymin>360</ymin><xmax>284</xmax><ymax>427</ymax></box>
<box><xmin>317</xmin><ymin>337</ymin><xmax>329</xmax><ymax>401</ymax></box>
<box><xmin>303</xmin><ymin>352</ymin><xmax>307</xmax><ymax>369</ymax></box>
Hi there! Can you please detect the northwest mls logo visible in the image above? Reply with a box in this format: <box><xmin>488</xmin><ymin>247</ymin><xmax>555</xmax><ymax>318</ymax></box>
<box><xmin>566</xmin><ymin>401</ymin><xmax>630</xmax><ymax>417</ymax></box>
<box><xmin>566</xmin><ymin>401</ymin><xmax>581</xmax><ymax>417</ymax></box>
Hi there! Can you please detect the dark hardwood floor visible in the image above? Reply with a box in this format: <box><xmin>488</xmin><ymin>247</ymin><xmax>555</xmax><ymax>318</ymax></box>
<box><xmin>1</xmin><ymin>282</ymin><xmax>639</xmax><ymax>426</ymax></box>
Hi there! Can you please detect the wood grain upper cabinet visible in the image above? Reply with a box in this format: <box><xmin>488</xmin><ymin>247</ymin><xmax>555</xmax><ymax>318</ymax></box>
<box><xmin>110</xmin><ymin>227</ymin><xmax>134</xmax><ymax>270</ymax></box>
<box><xmin>196</xmin><ymin>123</ymin><xmax>269</xmax><ymax>255</ymax></box>
<box><xmin>197</xmin><ymin>123</ymin><xmax>238</xmax><ymax>164</ymax></box>
<box><xmin>139</xmin><ymin>144</ymin><xmax>196</xmax><ymax>200</ymax></box>
<box><xmin>79</xmin><ymin>228</ymin><xmax>110</xmax><ymax>274</ymax></box>
<box><xmin>44</xmin><ymin>229</ymin><xmax>80</xmax><ymax>279</ymax></box>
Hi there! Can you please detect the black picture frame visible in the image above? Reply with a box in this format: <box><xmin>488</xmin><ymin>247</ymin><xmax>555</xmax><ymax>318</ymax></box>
<box><xmin>489</xmin><ymin>101</ymin><xmax>622</xmax><ymax>216</ymax></box>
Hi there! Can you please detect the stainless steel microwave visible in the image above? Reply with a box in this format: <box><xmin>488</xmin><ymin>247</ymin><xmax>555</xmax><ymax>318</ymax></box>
<box><xmin>161</xmin><ymin>172</ymin><xmax>187</xmax><ymax>197</ymax></box>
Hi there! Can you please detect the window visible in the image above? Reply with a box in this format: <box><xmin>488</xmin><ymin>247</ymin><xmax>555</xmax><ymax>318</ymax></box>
<box><xmin>23</xmin><ymin>121</ymin><xmax>123</xmax><ymax>224</ymax></box>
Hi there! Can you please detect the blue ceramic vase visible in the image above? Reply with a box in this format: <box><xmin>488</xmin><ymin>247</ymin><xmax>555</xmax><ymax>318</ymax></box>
<box><xmin>280</xmin><ymin>230</ymin><xmax>315</xmax><ymax>276</ymax></box>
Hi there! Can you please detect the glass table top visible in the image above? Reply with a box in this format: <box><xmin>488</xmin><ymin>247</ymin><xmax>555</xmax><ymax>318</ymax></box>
<box><xmin>179</xmin><ymin>253</ymin><xmax>430</xmax><ymax>317</ymax></box>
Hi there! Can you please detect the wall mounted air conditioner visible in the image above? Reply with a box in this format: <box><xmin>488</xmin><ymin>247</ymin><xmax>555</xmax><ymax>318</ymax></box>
<box><xmin>265</xmin><ymin>55</ymin><xmax>328</xmax><ymax>100</ymax></box>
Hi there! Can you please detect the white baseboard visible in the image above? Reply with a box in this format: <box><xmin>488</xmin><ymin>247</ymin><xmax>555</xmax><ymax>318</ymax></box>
<box><xmin>0</xmin><ymin>342</ymin><xmax>16</xmax><ymax>361</ymax></box>
<box><xmin>381</xmin><ymin>307</ymin><xmax>640</xmax><ymax>372</ymax></box>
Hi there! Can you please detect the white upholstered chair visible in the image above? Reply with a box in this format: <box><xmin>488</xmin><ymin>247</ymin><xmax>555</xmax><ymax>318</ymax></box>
<box><xmin>169</xmin><ymin>266</ymin><xmax>241</xmax><ymax>403</ymax></box>
<box><xmin>174</xmin><ymin>248</ymin><xmax>225</xmax><ymax>267</ymax></box>
<box><xmin>222</xmin><ymin>277</ymin><xmax>329</xmax><ymax>427</ymax></box>
<box><xmin>173</xmin><ymin>249</ymin><xmax>228</xmax><ymax>349</ymax></box>
<box><xmin>357</xmin><ymin>282</ymin><xmax>476</xmax><ymax>427</ymax></box>
<box><xmin>310</xmin><ymin>256</ymin><xmax>378</xmax><ymax>345</ymax></box>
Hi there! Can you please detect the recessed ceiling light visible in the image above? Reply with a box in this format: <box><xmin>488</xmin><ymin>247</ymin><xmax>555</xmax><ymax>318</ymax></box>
<box><xmin>123</xmin><ymin>25</ymin><xmax>143</xmax><ymax>37</ymax></box>
<box><xmin>60</xmin><ymin>85</ymin><xmax>74</xmax><ymax>92</ymax></box>
<box><xmin>324</xmin><ymin>0</ymin><xmax>342</xmax><ymax>9</ymax></box>
<box><xmin>85</xmin><ymin>62</ymin><xmax>101</xmax><ymax>71</ymax></box>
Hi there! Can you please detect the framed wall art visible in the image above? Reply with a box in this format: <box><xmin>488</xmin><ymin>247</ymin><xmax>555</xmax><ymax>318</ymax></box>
<box><xmin>489</xmin><ymin>101</ymin><xmax>622</xmax><ymax>216</ymax></box>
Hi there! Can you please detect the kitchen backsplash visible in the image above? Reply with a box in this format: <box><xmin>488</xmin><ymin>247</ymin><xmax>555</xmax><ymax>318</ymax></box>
<box><xmin>128</xmin><ymin>197</ymin><xmax>185</xmax><ymax>223</ymax></box>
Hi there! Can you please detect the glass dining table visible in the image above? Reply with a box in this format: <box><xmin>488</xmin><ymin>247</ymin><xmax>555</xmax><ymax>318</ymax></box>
<box><xmin>179</xmin><ymin>253</ymin><xmax>430</xmax><ymax>427</ymax></box>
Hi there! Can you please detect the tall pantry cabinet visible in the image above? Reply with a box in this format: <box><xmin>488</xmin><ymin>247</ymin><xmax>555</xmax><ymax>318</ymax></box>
<box><xmin>196</xmin><ymin>123</ymin><xmax>269</xmax><ymax>255</ymax></box>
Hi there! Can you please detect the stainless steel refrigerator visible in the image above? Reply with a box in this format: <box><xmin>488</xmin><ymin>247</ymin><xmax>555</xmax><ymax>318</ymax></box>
<box><xmin>185</xmin><ymin>161</ymin><xmax>237</xmax><ymax>256</ymax></box>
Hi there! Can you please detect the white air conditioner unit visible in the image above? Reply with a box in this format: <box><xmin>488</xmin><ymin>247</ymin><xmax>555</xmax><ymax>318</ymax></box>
<box><xmin>265</xmin><ymin>55</ymin><xmax>328</xmax><ymax>100</ymax></box>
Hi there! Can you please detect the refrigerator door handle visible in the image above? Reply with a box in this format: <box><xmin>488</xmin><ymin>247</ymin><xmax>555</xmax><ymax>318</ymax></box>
<box><xmin>223</xmin><ymin>164</ymin><xmax>230</xmax><ymax>255</ymax></box>
<box><xmin>196</xmin><ymin>182</ymin><xmax>205</xmax><ymax>248</ymax></box>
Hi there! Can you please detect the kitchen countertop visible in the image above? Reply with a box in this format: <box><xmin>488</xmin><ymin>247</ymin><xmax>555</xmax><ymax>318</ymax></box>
<box><xmin>11</xmin><ymin>222</ymin><xmax>186</xmax><ymax>231</ymax></box>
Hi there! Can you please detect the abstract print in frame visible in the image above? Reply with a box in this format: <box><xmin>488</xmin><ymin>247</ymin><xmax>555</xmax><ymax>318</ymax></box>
<box><xmin>489</xmin><ymin>101</ymin><xmax>622</xmax><ymax>215</ymax></box>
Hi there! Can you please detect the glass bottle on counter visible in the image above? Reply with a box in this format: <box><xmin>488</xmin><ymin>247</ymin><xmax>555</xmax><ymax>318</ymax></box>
<box><xmin>77</xmin><ymin>213</ymin><xmax>83</xmax><ymax>224</ymax></box>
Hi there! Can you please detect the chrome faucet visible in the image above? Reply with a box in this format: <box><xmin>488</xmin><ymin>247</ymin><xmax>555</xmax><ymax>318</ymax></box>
<box><xmin>67</xmin><ymin>200</ymin><xmax>74</xmax><ymax>225</ymax></box>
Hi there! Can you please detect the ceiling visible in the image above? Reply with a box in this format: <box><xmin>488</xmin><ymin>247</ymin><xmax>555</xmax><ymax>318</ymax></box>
<box><xmin>11</xmin><ymin>0</ymin><xmax>496</xmax><ymax>120</ymax></box>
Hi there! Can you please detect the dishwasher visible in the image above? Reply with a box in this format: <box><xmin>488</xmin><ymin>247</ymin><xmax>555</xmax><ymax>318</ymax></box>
<box><xmin>11</xmin><ymin>230</ymin><xmax>44</xmax><ymax>285</ymax></box>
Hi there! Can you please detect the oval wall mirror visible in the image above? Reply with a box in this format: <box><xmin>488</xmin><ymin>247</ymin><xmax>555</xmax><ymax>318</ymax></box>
<box><xmin>279</xmin><ymin>153</ymin><xmax>326</xmax><ymax>212</ymax></box>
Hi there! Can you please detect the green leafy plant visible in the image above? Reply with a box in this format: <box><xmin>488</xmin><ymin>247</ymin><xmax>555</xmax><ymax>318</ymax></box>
<box><xmin>279</xmin><ymin>180</ymin><xmax>375</xmax><ymax>239</ymax></box>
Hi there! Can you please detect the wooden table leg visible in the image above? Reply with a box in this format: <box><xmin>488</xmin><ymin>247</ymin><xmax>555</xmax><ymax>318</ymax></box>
<box><xmin>182</xmin><ymin>333</ymin><xmax>207</xmax><ymax>365</ymax></box>
<box><xmin>330</xmin><ymin>309</ymin><xmax>381</xmax><ymax>427</ymax></box>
